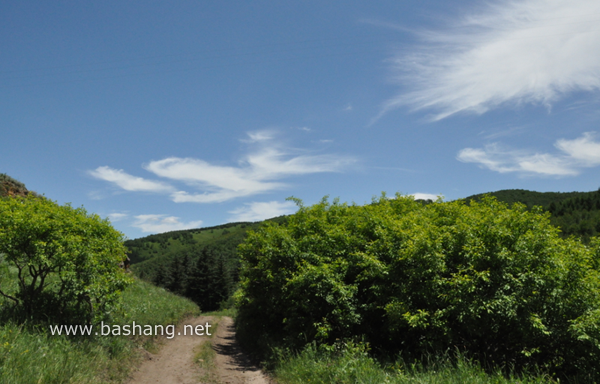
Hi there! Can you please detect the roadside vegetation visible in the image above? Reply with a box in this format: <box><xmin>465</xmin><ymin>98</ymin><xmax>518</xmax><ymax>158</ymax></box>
<box><xmin>0</xmin><ymin>276</ymin><xmax>198</xmax><ymax>383</ymax></box>
<box><xmin>0</xmin><ymin>188</ymin><xmax>199</xmax><ymax>383</ymax></box>
<box><xmin>194</xmin><ymin>313</ymin><xmax>221</xmax><ymax>384</ymax></box>
<box><xmin>273</xmin><ymin>342</ymin><xmax>553</xmax><ymax>384</ymax></box>
<box><xmin>4</xmin><ymin>173</ymin><xmax>600</xmax><ymax>383</ymax></box>
<box><xmin>237</xmin><ymin>195</ymin><xmax>600</xmax><ymax>383</ymax></box>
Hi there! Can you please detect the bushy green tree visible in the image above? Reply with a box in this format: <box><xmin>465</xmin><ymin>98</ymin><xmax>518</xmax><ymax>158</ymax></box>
<box><xmin>237</xmin><ymin>195</ymin><xmax>600</xmax><ymax>379</ymax></box>
<box><xmin>0</xmin><ymin>195</ymin><xmax>132</xmax><ymax>324</ymax></box>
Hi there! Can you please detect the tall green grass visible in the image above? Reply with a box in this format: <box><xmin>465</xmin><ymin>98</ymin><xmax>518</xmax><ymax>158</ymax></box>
<box><xmin>273</xmin><ymin>343</ymin><xmax>555</xmax><ymax>384</ymax></box>
<box><xmin>0</xmin><ymin>277</ymin><xmax>199</xmax><ymax>383</ymax></box>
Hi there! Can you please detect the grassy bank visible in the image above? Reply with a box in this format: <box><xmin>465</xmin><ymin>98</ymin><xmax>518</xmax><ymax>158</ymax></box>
<box><xmin>0</xmin><ymin>278</ymin><xmax>199</xmax><ymax>384</ymax></box>
<box><xmin>272</xmin><ymin>343</ymin><xmax>555</xmax><ymax>384</ymax></box>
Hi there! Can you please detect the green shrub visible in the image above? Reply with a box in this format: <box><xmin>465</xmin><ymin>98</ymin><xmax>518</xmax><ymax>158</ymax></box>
<box><xmin>0</xmin><ymin>195</ymin><xmax>132</xmax><ymax>324</ymax></box>
<box><xmin>237</xmin><ymin>195</ymin><xmax>600</xmax><ymax>379</ymax></box>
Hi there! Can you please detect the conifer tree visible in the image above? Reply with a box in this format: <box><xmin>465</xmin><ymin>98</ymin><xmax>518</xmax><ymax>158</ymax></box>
<box><xmin>213</xmin><ymin>255</ymin><xmax>231</xmax><ymax>305</ymax></box>
<box><xmin>166</xmin><ymin>256</ymin><xmax>184</xmax><ymax>295</ymax></box>
<box><xmin>186</xmin><ymin>246</ymin><xmax>216</xmax><ymax>310</ymax></box>
<box><xmin>154</xmin><ymin>267</ymin><xmax>166</xmax><ymax>287</ymax></box>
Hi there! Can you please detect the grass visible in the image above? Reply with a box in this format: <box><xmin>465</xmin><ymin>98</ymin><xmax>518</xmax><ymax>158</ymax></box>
<box><xmin>0</xmin><ymin>277</ymin><xmax>200</xmax><ymax>383</ymax></box>
<box><xmin>273</xmin><ymin>344</ymin><xmax>555</xmax><ymax>384</ymax></box>
<box><xmin>194</xmin><ymin>315</ymin><xmax>221</xmax><ymax>384</ymax></box>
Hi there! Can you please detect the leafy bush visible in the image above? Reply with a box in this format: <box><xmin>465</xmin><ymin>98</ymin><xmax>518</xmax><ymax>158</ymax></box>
<box><xmin>237</xmin><ymin>195</ymin><xmax>600</xmax><ymax>378</ymax></box>
<box><xmin>0</xmin><ymin>195</ymin><xmax>132</xmax><ymax>324</ymax></box>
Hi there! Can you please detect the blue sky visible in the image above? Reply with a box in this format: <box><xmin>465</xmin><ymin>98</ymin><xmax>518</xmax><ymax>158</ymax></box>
<box><xmin>3</xmin><ymin>0</ymin><xmax>600</xmax><ymax>239</ymax></box>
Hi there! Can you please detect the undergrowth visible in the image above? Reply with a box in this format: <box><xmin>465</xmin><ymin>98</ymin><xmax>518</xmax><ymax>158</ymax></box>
<box><xmin>273</xmin><ymin>342</ymin><xmax>555</xmax><ymax>384</ymax></box>
<box><xmin>195</xmin><ymin>316</ymin><xmax>220</xmax><ymax>384</ymax></box>
<box><xmin>0</xmin><ymin>277</ymin><xmax>199</xmax><ymax>383</ymax></box>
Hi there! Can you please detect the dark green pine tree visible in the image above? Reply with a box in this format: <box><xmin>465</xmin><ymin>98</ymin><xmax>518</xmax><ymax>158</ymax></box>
<box><xmin>154</xmin><ymin>266</ymin><xmax>166</xmax><ymax>287</ymax></box>
<box><xmin>166</xmin><ymin>256</ymin><xmax>185</xmax><ymax>295</ymax></box>
<box><xmin>180</xmin><ymin>253</ymin><xmax>191</xmax><ymax>292</ymax></box>
<box><xmin>186</xmin><ymin>247</ymin><xmax>216</xmax><ymax>311</ymax></box>
<box><xmin>213</xmin><ymin>255</ymin><xmax>231</xmax><ymax>305</ymax></box>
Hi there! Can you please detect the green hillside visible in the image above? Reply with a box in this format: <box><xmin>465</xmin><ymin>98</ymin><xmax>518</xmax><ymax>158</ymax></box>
<box><xmin>126</xmin><ymin>222</ymin><xmax>253</xmax><ymax>265</ymax></box>
<box><xmin>464</xmin><ymin>188</ymin><xmax>592</xmax><ymax>209</ymax></box>
<box><xmin>126</xmin><ymin>215</ymin><xmax>288</xmax><ymax>310</ymax></box>
<box><xmin>465</xmin><ymin>188</ymin><xmax>600</xmax><ymax>241</ymax></box>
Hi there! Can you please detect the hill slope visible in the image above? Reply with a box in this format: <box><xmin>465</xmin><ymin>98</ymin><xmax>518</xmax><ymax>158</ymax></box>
<box><xmin>0</xmin><ymin>173</ymin><xmax>31</xmax><ymax>197</ymax></box>
<box><xmin>465</xmin><ymin>188</ymin><xmax>600</xmax><ymax>241</ymax></box>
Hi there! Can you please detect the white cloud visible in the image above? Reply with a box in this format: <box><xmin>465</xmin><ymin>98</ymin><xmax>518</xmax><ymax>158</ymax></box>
<box><xmin>107</xmin><ymin>213</ymin><xmax>128</xmax><ymax>222</ymax></box>
<box><xmin>411</xmin><ymin>193</ymin><xmax>440</xmax><ymax>201</ymax></box>
<box><xmin>385</xmin><ymin>0</ymin><xmax>600</xmax><ymax>120</ymax></box>
<box><xmin>145</xmin><ymin>131</ymin><xmax>356</xmax><ymax>203</ymax></box>
<box><xmin>457</xmin><ymin>132</ymin><xmax>600</xmax><ymax>176</ymax></box>
<box><xmin>146</xmin><ymin>157</ymin><xmax>284</xmax><ymax>202</ymax></box>
<box><xmin>132</xmin><ymin>214</ymin><xmax>203</xmax><ymax>234</ymax></box>
<box><xmin>88</xmin><ymin>166</ymin><xmax>174</xmax><ymax>193</ymax></box>
<box><xmin>555</xmin><ymin>132</ymin><xmax>600</xmax><ymax>165</ymax></box>
<box><xmin>228</xmin><ymin>201</ymin><xmax>297</xmax><ymax>222</ymax></box>
<box><xmin>90</xmin><ymin>131</ymin><xmax>356</xmax><ymax>203</ymax></box>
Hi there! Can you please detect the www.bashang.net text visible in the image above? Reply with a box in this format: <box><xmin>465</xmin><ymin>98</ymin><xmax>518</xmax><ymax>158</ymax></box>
<box><xmin>49</xmin><ymin>321</ymin><xmax>211</xmax><ymax>339</ymax></box>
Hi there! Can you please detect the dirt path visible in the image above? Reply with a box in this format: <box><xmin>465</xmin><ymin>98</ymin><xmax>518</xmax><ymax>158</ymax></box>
<box><xmin>211</xmin><ymin>316</ymin><xmax>272</xmax><ymax>384</ymax></box>
<box><xmin>127</xmin><ymin>316</ymin><xmax>272</xmax><ymax>384</ymax></box>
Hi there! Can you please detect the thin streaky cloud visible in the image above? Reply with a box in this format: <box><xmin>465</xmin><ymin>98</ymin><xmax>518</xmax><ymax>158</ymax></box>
<box><xmin>243</xmin><ymin>129</ymin><xmax>276</xmax><ymax>143</ymax></box>
<box><xmin>88</xmin><ymin>166</ymin><xmax>174</xmax><ymax>193</ymax></box>
<box><xmin>384</xmin><ymin>0</ymin><xmax>600</xmax><ymax>120</ymax></box>
<box><xmin>457</xmin><ymin>132</ymin><xmax>600</xmax><ymax>176</ymax></box>
<box><xmin>91</xmin><ymin>130</ymin><xmax>357</xmax><ymax>204</ymax></box>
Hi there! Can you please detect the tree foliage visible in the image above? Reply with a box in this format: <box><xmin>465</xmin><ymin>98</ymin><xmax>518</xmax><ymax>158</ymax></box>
<box><xmin>0</xmin><ymin>195</ymin><xmax>132</xmax><ymax>324</ymax></box>
<box><xmin>237</xmin><ymin>195</ymin><xmax>600</xmax><ymax>379</ymax></box>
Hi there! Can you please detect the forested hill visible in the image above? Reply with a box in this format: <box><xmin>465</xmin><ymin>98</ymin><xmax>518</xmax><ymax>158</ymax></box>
<box><xmin>465</xmin><ymin>188</ymin><xmax>600</xmax><ymax>241</ymax></box>
<box><xmin>124</xmin><ymin>216</ymin><xmax>288</xmax><ymax>311</ymax></box>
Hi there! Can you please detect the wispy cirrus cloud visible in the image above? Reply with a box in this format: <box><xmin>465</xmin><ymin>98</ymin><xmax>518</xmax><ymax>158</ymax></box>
<box><xmin>89</xmin><ymin>130</ymin><xmax>356</xmax><ymax>203</ymax></box>
<box><xmin>384</xmin><ymin>0</ymin><xmax>600</xmax><ymax>120</ymax></box>
<box><xmin>458</xmin><ymin>132</ymin><xmax>600</xmax><ymax>176</ymax></box>
<box><xmin>88</xmin><ymin>166</ymin><xmax>174</xmax><ymax>193</ymax></box>
<box><xmin>228</xmin><ymin>201</ymin><xmax>297</xmax><ymax>222</ymax></box>
<box><xmin>132</xmin><ymin>214</ymin><xmax>203</xmax><ymax>233</ymax></box>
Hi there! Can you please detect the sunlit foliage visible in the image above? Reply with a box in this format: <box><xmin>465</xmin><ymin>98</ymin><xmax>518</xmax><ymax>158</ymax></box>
<box><xmin>237</xmin><ymin>194</ymin><xmax>600</xmax><ymax>379</ymax></box>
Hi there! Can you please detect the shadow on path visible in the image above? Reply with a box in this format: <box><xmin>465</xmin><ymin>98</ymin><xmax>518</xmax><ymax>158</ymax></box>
<box><xmin>212</xmin><ymin>322</ymin><xmax>262</xmax><ymax>373</ymax></box>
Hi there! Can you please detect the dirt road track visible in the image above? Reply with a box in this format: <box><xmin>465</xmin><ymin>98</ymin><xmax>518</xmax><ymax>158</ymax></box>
<box><xmin>127</xmin><ymin>316</ymin><xmax>272</xmax><ymax>384</ymax></box>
